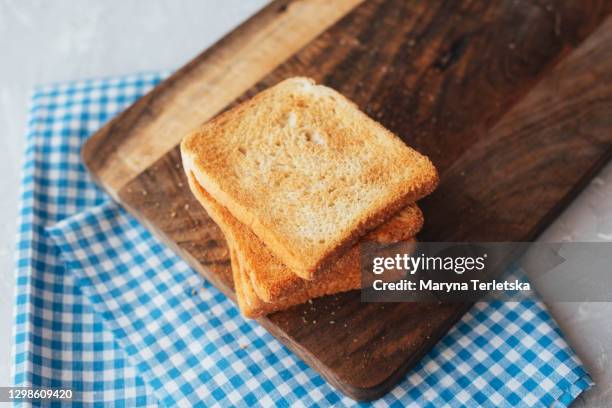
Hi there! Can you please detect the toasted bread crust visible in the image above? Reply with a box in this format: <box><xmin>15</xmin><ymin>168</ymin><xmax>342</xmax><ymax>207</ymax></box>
<box><xmin>189</xmin><ymin>171</ymin><xmax>366</xmax><ymax>318</ymax></box>
<box><xmin>233</xmin><ymin>236</ymin><xmax>416</xmax><ymax>318</ymax></box>
<box><xmin>186</xmin><ymin>169</ymin><xmax>421</xmax><ymax>304</ymax></box>
<box><xmin>181</xmin><ymin>77</ymin><xmax>438</xmax><ymax>279</ymax></box>
<box><xmin>365</xmin><ymin>204</ymin><xmax>423</xmax><ymax>243</ymax></box>
<box><xmin>230</xmin><ymin>245</ymin><xmax>359</xmax><ymax>319</ymax></box>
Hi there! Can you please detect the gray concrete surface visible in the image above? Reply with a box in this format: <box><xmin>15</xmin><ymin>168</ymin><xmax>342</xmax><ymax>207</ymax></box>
<box><xmin>0</xmin><ymin>1</ymin><xmax>609</xmax><ymax>405</ymax></box>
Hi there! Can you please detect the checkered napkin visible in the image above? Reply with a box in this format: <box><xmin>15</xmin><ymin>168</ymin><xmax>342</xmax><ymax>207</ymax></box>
<box><xmin>14</xmin><ymin>73</ymin><xmax>593</xmax><ymax>407</ymax></box>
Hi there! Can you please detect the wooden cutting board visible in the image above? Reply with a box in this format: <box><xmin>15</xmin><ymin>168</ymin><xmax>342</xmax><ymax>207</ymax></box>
<box><xmin>82</xmin><ymin>0</ymin><xmax>612</xmax><ymax>400</ymax></box>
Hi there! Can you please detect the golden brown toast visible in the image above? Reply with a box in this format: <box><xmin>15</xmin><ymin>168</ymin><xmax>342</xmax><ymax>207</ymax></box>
<box><xmin>186</xmin><ymin>169</ymin><xmax>422</xmax><ymax>304</ymax></box>
<box><xmin>231</xmin><ymin>234</ymin><xmax>416</xmax><ymax>318</ymax></box>
<box><xmin>181</xmin><ymin>77</ymin><xmax>438</xmax><ymax>280</ymax></box>
<box><xmin>229</xmin><ymin>246</ymin><xmax>357</xmax><ymax>318</ymax></box>
<box><xmin>187</xmin><ymin>171</ymin><xmax>365</xmax><ymax>317</ymax></box>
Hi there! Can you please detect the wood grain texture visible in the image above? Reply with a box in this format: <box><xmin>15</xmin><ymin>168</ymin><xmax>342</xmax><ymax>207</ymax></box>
<box><xmin>82</xmin><ymin>0</ymin><xmax>363</xmax><ymax>197</ymax></box>
<box><xmin>96</xmin><ymin>0</ymin><xmax>612</xmax><ymax>401</ymax></box>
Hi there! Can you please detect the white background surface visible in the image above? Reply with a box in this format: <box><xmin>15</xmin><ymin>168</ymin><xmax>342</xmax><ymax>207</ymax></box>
<box><xmin>0</xmin><ymin>1</ymin><xmax>610</xmax><ymax>405</ymax></box>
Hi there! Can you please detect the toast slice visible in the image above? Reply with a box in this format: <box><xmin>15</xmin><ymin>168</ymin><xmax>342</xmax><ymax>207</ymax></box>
<box><xmin>186</xmin><ymin>169</ymin><xmax>422</xmax><ymax>302</ymax></box>
<box><xmin>194</xmin><ymin>177</ymin><xmax>415</xmax><ymax>319</ymax></box>
<box><xmin>189</xmin><ymin>171</ymin><xmax>367</xmax><ymax>318</ymax></box>
<box><xmin>181</xmin><ymin>77</ymin><xmax>438</xmax><ymax>279</ymax></box>
<box><xmin>229</xmin><ymin>245</ymin><xmax>358</xmax><ymax>318</ymax></box>
<box><xmin>234</xmin><ymin>237</ymin><xmax>415</xmax><ymax>318</ymax></box>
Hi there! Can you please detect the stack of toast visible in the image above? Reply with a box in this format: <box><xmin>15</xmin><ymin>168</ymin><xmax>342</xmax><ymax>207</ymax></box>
<box><xmin>181</xmin><ymin>77</ymin><xmax>438</xmax><ymax>318</ymax></box>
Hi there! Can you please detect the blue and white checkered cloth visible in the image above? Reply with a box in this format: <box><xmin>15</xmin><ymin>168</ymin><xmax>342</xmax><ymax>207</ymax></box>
<box><xmin>14</xmin><ymin>73</ymin><xmax>593</xmax><ymax>407</ymax></box>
